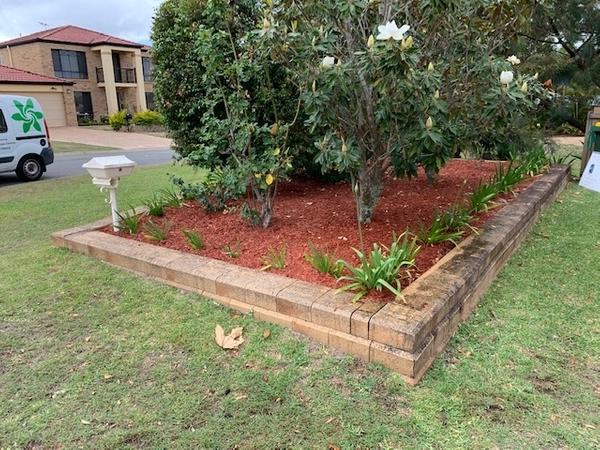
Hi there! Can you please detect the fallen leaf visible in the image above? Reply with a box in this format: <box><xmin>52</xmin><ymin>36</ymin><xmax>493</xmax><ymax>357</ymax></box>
<box><xmin>85</xmin><ymin>336</ymin><xmax>91</xmax><ymax>342</ymax></box>
<box><xmin>103</xmin><ymin>374</ymin><xmax>113</xmax><ymax>380</ymax></box>
<box><xmin>328</xmin><ymin>444</ymin><xmax>340</xmax><ymax>450</ymax></box>
<box><xmin>325</xmin><ymin>417</ymin><xmax>336</xmax><ymax>424</ymax></box>
<box><xmin>81</xmin><ymin>419</ymin><xmax>91</xmax><ymax>425</ymax></box>
<box><xmin>263</xmin><ymin>329</ymin><xmax>271</xmax><ymax>339</ymax></box>
<box><xmin>215</xmin><ymin>325</ymin><xmax>245</xmax><ymax>350</ymax></box>
<box><xmin>235</xmin><ymin>394</ymin><xmax>247</xmax><ymax>401</ymax></box>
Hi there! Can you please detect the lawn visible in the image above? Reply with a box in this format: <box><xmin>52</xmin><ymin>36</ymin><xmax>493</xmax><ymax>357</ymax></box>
<box><xmin>52</xmin><ymin>141</ymin><xmax>117</xmax><ymax>154</ymax></box>
<box><xmin>0</xmin><ymin>164</ymin><xmax>598</xmax><ymax>449</ymax></box>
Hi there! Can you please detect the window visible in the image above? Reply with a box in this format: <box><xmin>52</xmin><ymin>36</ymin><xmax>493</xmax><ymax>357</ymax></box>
<box><xmin>145</xmin><ymin>92</ymin><xmax>155</xmax><ymax>110</ymax></box>
<box><xmin>0</xmin><ymin>109</ymin><xmax>7</xmax><ymax>133</ymax></box>
<box><xmin>74</xmin><ymin>92</ymin><xmax>93</xmax><ymax>117</ymax></box>
<box><xmin>142</xmin><ymin>57</ymin><xmax>154</xmax><ymax>82</ymax></box>
<box><xmin>52</xmin><ymin>49</ymin><xmax>88</xmax><ymax>79</ymax></box>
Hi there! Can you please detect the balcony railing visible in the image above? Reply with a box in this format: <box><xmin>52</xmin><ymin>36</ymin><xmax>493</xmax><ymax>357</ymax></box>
<box><xmin>96</xmin><ymin>67</ymin><xmax>137</xmax><ymax>84</ymax></box>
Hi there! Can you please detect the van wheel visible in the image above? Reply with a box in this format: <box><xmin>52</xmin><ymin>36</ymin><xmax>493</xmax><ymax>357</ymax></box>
<box><xmin>16</xmin><ymin>156</ymin><xmax>44</xmax><ymax>181</ymax></box>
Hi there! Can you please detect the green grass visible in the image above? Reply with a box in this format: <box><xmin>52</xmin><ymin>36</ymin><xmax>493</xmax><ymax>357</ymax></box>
<box><xmin>0</xmin><ymin>165</ymin><xmax>598</xmax><ymax>448</ymax></box>
<box><xmin>52</xmin><ymin>141</ymin><xmax>117</xmax><ymax>153</ymax></box>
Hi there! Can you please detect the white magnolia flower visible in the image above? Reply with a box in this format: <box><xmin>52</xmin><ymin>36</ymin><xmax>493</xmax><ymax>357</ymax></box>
<box><xmin>321</xmin><ymin>56</ymin><xmax>335</xmax><ymax>68</ymax></box>
<box><xmin>507</xmin><ymin>55</ymin><xmax>521</xmax><ymax>65</ymax></box>
<box><xmin>426</xmin><ymin>116</ymin><xmax>434</xmax><ymax>130</ymax></box>
<box><xmin>376</xmin><ymin>21</ymin><xmax>410</xmax><ymax>41</ymax></box>
<box><xmin>500</xmin><ymin>71</ymin><xmax>514</xmax><ymax>85</ymax></box>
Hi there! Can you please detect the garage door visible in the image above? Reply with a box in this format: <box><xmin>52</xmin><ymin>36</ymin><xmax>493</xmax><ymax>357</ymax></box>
<box><xmin>17</xmin><ymin>91</ymin><xmax>67</xmax><ymax>127</ymax></box>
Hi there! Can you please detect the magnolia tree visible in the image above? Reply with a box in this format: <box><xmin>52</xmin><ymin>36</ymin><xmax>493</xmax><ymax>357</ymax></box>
<box><xmin>277</xmin><ymin>0</ymin><xmax>544</xmax><ymax>223</ymax></box>
<box><xmin>281</xmin><ymin>1</ymin><xmax>450</xmax><ymax>223</ymax></box>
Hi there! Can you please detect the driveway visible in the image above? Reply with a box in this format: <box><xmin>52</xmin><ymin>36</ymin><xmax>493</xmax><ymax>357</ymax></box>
<box><xmin>51</xmin><ymin>126</ymin><xmax>173</xmax><ymax>150</ymax></box>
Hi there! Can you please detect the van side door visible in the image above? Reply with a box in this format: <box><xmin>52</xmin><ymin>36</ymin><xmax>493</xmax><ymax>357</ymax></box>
<box><xmin>0</xmin><ymin>108</ymin><xmax>17</xmax><ymax>170</ymax></box>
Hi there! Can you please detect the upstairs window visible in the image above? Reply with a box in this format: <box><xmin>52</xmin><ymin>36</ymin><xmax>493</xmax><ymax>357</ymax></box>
<box><xmin>52</xmin><ymin>49</ymin><xmax>88</xmax><ymax>79</ymax></box>
<box><xmin>142</xmin><ymin>56</ymin><xmax>154</xmax><ymax>82</ymax></box>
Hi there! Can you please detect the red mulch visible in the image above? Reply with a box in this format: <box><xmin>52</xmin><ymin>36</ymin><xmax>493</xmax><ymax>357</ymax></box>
<box><xmin>104</xmin><ymin>159</ymin><xmax>534</xmax><ymax>300</ymax></box>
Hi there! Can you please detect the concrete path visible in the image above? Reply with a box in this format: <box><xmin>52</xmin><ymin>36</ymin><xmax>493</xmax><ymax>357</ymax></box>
<box><xmin>552</xmin><ymin>135</ymin><xmax>585</xmax><ymax>147</ymax></box>
<box><xmin>50</xmin><ymin>126</ymin><xmax>173</xmax><ymax>150</ymax></box>
<box><xmin>0</xmin><ymin>149</ymin><xmax>175</xmax><ymax>188</ymax></box>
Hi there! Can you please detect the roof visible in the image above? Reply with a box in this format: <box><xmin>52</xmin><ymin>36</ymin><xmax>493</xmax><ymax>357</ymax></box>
<box><xmin>0</xmin><ymin>25</ymin><xmax>144</xmax><ymax>49</ymax></box>
<box><xmin>0</xmin><ymin>64</ymin><xmax>73</xmax><ymax>85</ymax></box>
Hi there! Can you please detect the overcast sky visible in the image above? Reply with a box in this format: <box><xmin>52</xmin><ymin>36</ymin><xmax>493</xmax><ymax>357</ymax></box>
<box><xmin>0</xmin><ymin>0</ymin><xmax>163</xmax><ymax>44</ymax></box>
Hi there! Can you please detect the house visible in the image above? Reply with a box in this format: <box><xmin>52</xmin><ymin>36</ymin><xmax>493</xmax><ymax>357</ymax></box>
<box><xmin>0</xmin><ymin>64</ymin><xmax>75</xmax><ymax>127</ymax></box>
<box><xmin>0</xmin><ymin>25</ymin><xmax>154</xmax><ymax>127</ymax></box>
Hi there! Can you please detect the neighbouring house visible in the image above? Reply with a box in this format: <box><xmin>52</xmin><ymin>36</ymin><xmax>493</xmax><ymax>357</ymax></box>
<box><xmin>0</xmin><ymin>64</ymin><xmax>75</xmax><ymax>127</ymax></box>
<box><xmin>0</xmin><ymin>25</ymin><xmax>155</xmax><ymax>127</ymax></box>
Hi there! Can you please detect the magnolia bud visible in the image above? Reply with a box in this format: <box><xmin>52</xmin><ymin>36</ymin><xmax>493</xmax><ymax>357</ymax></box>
<box><xmin>433</xmin><ymin>90</ymin><xmax>440</xmax><ymax>99</ymax></box>
<box><xmin>533</xmin><ymin>72</ymin><xmax>539</xmax><ymax>80</ymax></box>
<box><xmin>262</xmin><ymin>18</ymin><xmax>271</xmax><ymax>29</ymax></box>
<box><xmin>367</xmin><ymin>34</ymin><xmax>375</xmax><ymax>49</ymax></box>
<box><xmin>312</xmin><ymin>80</ymin><xmax>316</xmax><ymax>92</ymax></box>
<box><xmin>341</xmin><ymin>142</ymin><xmax>348</xmax><ymax>153</ymax></box>
<box><xmin>428</xmin><ymin>62</ymin><xmax>434</xmax><ymax>72</ymax></box>
<box><xmin>520</xmin><ymin>82</ymin><xmax>528</xmax><ymax>93</ymax></box>
<box><xmin>291</xmin><ymin>20</ymin><xmax>298</xmax><ymax>32</ymax></box>
<box><xmin>401</xmin><ymin>36</ymin><xmax>414</xmax><ymax>50</ymax></box>
<box><xmin>426</xmin><ymin>116</ymin><xmax>433</xmax><ymax>130</ymax></box>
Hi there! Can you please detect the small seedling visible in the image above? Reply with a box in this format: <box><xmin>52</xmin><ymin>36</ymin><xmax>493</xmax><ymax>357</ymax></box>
<box><xmin>182</xmin><ymin>229</ymin><xmax>204</xmax><ymax>250</ymax></box>
<box><xmin>261</xmin><ymin>246</ymin><xmax>286</xmax><ymax>270</ymax></box>
<box><xmin>304</xmin><ymin>242</ymin><xmax>343</xmax><ymax>277</ymax></box>
<box><xmin>115</xmin><ymin>208</ymin><xmax>142</xmax><ymax>234</ymax></box>
<box><xmin>143</xmin><ymin>220</ymin><xmax>172</xmax><ymax>242</ymax></box>
<box><xmin>143</xmin><ymin>194</ymin><xmax>166</xmax><ymax>217</ymax></box>
<box><xmin>223</xmin><ymin>240</ymin><xmax>241</xmax><ymax>258</ymax></box>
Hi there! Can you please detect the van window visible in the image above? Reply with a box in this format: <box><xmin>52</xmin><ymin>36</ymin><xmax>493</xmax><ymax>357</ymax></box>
<box><xmin>0</xmin><ymin>109</ymin><xmax>7</xmax><ymax>133</ymax></box>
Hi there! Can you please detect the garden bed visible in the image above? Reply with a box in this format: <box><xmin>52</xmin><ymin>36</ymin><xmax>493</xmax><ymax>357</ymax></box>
<box><xmin>53</xmin><ymin>164</ymin><xmax>568</xmax><ymax>384</ymax></box>
<box><xmin>105</xmin><ymin>159</ymin><xmax>530</xmax><ymax>295</ymax></box>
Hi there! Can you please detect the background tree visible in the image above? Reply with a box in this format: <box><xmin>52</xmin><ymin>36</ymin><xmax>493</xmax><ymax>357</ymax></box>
<box><xmin>517</xmin><ymin>0</ymin><xmax>600</xmax><ymax>132</ymax></box>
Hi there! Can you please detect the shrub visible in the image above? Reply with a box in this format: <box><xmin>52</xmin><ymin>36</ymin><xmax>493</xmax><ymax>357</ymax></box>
<box><xmin>304</xmin><ymin>243</ymin><xmax>343</xmax><ymax>278</ymax></box>
<box><xmin>143</xmin><ymin>220</ymin><xmax>171</xmax><ymax>242</ymax></box>
<box><xmin>132</xmin><ymin>110</ymin><xmax>164</xmax><ymax>126</ymax></box>
<box><xmin>182</xmin><ymin>229</ymin><xmax>204</xmax><ymax>250</ymax></box>
<box><xmin>337</xmin><ymin>233</ymin><xmax>420</xmax><ymax>302</ymax></box>
<box><xmin>108</xmin><ymin>110</ymin><xmax>127</xmax><ymax>131</ymax></box>
<box><xmin>116</xmin><ymin>208</ymin><xmax>142</xmax><ymax>234</ymax></box>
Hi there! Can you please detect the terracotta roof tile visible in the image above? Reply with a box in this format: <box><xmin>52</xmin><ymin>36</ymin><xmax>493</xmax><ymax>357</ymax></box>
<box><xmin>0</xmin><ymin>25</ymin><xmax>144</xmax><ymax>48</ymax></box>
<box><xmin>0</xmin><ymin>64</ymin><xmax>72</xmax><ymax>85</ymax></box>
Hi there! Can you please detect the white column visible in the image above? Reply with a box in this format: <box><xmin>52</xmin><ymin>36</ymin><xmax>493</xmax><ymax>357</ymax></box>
<box><xmin>99</xmin><ymin>48</ymin><xmax>119</xmax><ymax>115</ymax></box>
<box><xmin>133</xmin><ymin>49</ymin><xmax>147</xmax><ymax>112</ymax></box>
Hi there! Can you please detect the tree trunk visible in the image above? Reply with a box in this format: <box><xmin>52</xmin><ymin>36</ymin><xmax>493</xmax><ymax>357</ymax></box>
<box><xmin>356</xmin><ymin>163</ymin><xmax>385</xmax><ymax>224</ymax></box>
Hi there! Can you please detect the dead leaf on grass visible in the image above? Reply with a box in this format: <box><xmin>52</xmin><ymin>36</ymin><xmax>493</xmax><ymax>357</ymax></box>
<box><xmin>235</xmin><ymin>394</ymin><xmax>248</xmax><ymax>401</ymax></box>
<box><xmin>325</xmin><ymin>417</ymin><xmax>336</xmax><ymax>424</ymax></box>
<box><xmin>80</xmin><ymin>419</ymin><xmax>91</xmax><ymax>425</ymax></box>
<box><xmin>328</xmin><ymin>444</ymin><xmax>341</xmax><ymax>450</ymax></box>
<box><xmin>215</xmin><ymin>325</ymin><xmax>245</xmax><ymax>350</ymax></box>
<box><xmin>103</xmin><ymin>374</ymin><xmax>113</xmax><ymax>380</ymax></box>
<box><xmin>263</xmin><ymin>329</ymin><xmax>271</xmax><ymax>339</ymax></box>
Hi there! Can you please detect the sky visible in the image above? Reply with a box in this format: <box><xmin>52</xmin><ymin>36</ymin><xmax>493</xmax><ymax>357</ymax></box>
<box><xmin>0</xmin><ymin>0</ymin><xmax>163</xmax><ymax>45</ymax></box>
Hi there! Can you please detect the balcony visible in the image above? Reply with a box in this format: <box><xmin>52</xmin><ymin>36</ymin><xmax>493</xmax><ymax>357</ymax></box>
<box><xmin>96</xmin><ymin>67</ymin><xmax>137</xmax><ymax>84</ymax></box>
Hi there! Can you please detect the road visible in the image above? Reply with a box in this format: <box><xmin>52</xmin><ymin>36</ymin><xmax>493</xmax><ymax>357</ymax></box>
<box><xmin>0</xmin><ymin>148</ymin><xmax>175</xmax><ymax>188</ymax></box>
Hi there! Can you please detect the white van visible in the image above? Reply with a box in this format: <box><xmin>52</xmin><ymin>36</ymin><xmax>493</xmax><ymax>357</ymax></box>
<box><xmin>0</xmin><ymin>95</ymin><xmax>54</xmax><ymax>181</ymax></box>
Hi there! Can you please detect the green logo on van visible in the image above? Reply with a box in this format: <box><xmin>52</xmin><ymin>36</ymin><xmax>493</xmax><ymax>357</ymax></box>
<box><xmin>11</xmin><ymin>98</ymin><xmax>44</xmax><ymax>133</ymax></box>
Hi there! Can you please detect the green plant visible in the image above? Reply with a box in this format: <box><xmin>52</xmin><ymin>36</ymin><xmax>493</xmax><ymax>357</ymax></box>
<box><xmin>471</xmin><ymin>181</ymin><xmax>499</xmax><ymax>213</ymax></box>
<box><xmin>143</xmin><ymin>194</ymin><xmax>166</xmax><ymax>217</ymax></box>
<box><xmin>115</xmin><ymin>208</ymin><xmax>142</xmax><ymax>234</ymax></box>
<box><xmin>261</xmin><ymin>246</ymin><xmax>287</xmax><ymax>270</ymax></box>
<box><xmin>418</xmin><ymin>204</ymin><xmax>474</xmax><ymax>246</ymax></box>
<box><xmin>492</xmin><ymin>162</ymin><xmax>524</xmax><ymax>193</ymax></box>
<box><xmin>304</xmin><ymin>243</ymin><xmax>343</xmax><ymax>278</ymax></box>
<box><xmin>182</xmin><ymin>229</ymin><xmax>204</xmax><ymax>250</ymax></box>
<box><xmin>159</xmin><ymin>187</ymin><xmax>183</xmax><ymax>208</ymax></box>
<box><xmin>223</xmin><ymin>240</ymin><xmax>242</xmax><ymax>259</ymax></box>
<box><xmin>143</xmin><ymin>220</ymin><xmax>172</xmax><ymax>242</ymax></box>
<box><xmin>240</xmin><ymin>203</ymin><xmax>261</xmax><ymax>227</ymax></box>
<box><xmin>132</xmin><ymin>110</ymin><xmax>164</xmax><ymax>126</ymax></box>
<box><xmin>337</xmin><ymin>233</ymin><xmax>420</xmax><ymax>302</ymax></box>
<box><xmin>108</xmin><ymin>110</ymin><xmax>127</xmax><ymax>131</ymax></box>
<box><xmin>549</xmin><ymin>151</ymin><xmax>580</xmax><ymax>166</ymax></box>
